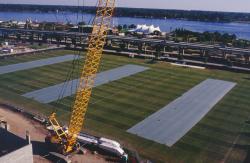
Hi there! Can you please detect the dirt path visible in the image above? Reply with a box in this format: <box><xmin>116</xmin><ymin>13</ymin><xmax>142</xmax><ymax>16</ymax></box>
<box><xmin>0</xmin><ymin>106</ymin><xmax>50</xmax><ymax>162</ymax></box>
<box><xmin>0</xmin><ymin>106</ymin><xmax>111</xmax><ymax>163</ymax></box>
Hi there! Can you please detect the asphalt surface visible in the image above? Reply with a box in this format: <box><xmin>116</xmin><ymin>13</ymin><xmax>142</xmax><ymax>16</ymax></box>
<box><xmin>22</xmin><ymin>64</ymin><xmax>149</xmax><ymax>103</ymax></box>
<box><xmin>127</xmin><ymin>79</ymin><xmax>236</xmax><ymax>147</ymax></box>
<box><xmin>0</xmin><ymin>55</ymin><xmax>80</xmax><ymax>75</ymax></box>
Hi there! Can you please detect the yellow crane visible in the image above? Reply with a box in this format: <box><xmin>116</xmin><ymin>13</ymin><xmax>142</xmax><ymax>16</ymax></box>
<box><xmin>46</xmin><ymin>0</ymin><xmax>116</xmax><ymax>154</ymax></box>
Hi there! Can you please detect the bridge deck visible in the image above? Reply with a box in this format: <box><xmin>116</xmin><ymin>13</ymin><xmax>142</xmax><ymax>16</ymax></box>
<box><xmin>1</xmin><ymin>28</ymin><xmax>250</xmax><ymax>55</ymax></box>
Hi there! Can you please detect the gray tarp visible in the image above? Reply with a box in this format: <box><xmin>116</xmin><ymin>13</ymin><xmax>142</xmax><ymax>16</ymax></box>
<box><xmin>0</xmin><ymin>55</ymin><xmax>80</xmax><ymax>75</ymax></box>
<box><xmin>127</xmin><ymin>79</ymin><xmax>236</xmax><ymax>147</ymax></box>
<box><xmin>22</xmin><ymin>64</ymin><xmax>149</xmax><ymax>103</ymax></box>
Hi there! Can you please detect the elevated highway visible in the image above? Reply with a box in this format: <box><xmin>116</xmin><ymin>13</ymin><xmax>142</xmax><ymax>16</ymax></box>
<box><xmin>1</xmin><ymin>27</ymin><xmax>250</xmax><ymax>68</ymax></box>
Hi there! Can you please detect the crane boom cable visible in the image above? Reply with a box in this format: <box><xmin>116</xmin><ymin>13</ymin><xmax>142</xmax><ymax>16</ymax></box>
<box><xmin>67</xmin><ymin>0</ymin><xmax>116</xmax><ymax>149</ymax></box>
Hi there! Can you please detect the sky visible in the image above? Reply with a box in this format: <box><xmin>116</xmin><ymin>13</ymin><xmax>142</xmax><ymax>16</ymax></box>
<box><xmin>0</xmin><ymin>0</ymin><xmax>250</xmax><ymax>13</ymax></box>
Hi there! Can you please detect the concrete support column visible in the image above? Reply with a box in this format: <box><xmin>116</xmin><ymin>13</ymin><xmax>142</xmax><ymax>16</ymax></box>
<box><xmin>178</xmin><ymin>47</ymin><xmax>184</xmax><ymax>60</ymax></box>
<box><xmin>244</xmin><ymin>55</ymin><xmax>250</xmax><ymax>63</ymax></box>
<box><xmin>2</xmin><ymin>121</ymin><xmax>9</xmax><ymax>131</ymax></box>
<box><xmin>106</xmin><ymin>39</ymin><xmax>112</xmax><ymax>47</ymax></box>
<box><xmin>156</xmin><ymin>45</ymin><xmax>162</xmax><ymax>59</ymax></box>
<box><xmin>138</xmin><ymin>44</ymin><xmax>143</xmax><ymax>53</ymax></box>
<box><xmin>179</xmin><ymin>48</ymin><xmax>185</xmax><ymax>55</ymax></box>
<box><xmin>203</xmin><ymin>50</ymin><xmax>209</xmax><ymax>63</ymax></box>
<box><xmin>79</xmin><ymin>36</ymin><xmax>82</xmax><ymax>45</ymax></box>
<box><xmin>144</xmin><ymin>46</ymin><xmax>147</xmax><ymax>52</ymax></box>
<box><xmin>163</xmin><ymin>46</ymin><xmax>166</xmax><ymax>53</ymax></box>
<box><xmin>200</xmin><ymin>49</ymin><xmax>206</xmax><ymax>57</ymax></box>
<box><xmin>110</xmin><ymin>40</ymin><xmax>113</xmax><ymax>47</ymax></box>
<box><xmin>81</xmin><ymin>44</ymin><xmax>86</xmax><ymax>50</ymax></box>
<box><xmin>26</xmin><ymin>131</ymin><xmax>31</xmax><ymax>144</ymax></box>
<box><xmin>127</xmin><ymin>43</ymin><xmax>130</xmax><ymax>50</ymax></box>
<box><xmin>5</xmin><ymin>123</ymin><xmax>8</xmax><ymax>131</ymax></box>
<box><xmin>222</xmin><ymin>51</ymin><xmax>229</xmax><ymax>60</ymax></box>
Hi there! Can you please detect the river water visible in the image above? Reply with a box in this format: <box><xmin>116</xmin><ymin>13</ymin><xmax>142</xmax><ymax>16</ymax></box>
<box><xmin>1</xmin><ymin>11</ymin><xmax>250</xmax><ymax>40</ymax></box>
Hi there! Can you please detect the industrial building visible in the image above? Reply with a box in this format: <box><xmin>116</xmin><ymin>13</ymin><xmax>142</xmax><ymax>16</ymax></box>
<box><xmin>0</xmin><ymin>121</ymin><xmax>33</xmax><ymax>163</ymax></box>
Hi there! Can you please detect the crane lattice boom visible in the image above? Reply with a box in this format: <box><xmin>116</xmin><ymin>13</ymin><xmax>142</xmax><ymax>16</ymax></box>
<box><xmin>68</xmin><ymin>0</ymin><xmax>116</xmax><ymax>150</ymax></box>
<box><xmin>48</xmin><ymin>0</ymin><xmax>116</xmax><ymax>153</ymax></box>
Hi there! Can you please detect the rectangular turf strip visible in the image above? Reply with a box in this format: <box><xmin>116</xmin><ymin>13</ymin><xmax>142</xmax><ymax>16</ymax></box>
<box><xmin>0</xmin><ymin>55</ymin><xmax>81</xmax><ymax>75</ymax></box>
<box><xmin>22</xmin><ymin>64</ymin><xmax>149</xmax><ymax>103</ymax></box>
<box><xmin>127</xmin><ymin>79</ymin><xmax>236</xmax><ymax>147</ymax></box>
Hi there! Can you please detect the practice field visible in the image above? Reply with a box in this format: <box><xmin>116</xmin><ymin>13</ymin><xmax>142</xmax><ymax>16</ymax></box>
<box><xmin>0</xmin><ymin>50</ymin><xmax>250</xmax><ymax>163</ymax></box>
<box><xmin>0</xmin><ymin>54</ymin><xmax>80</xmax><ymax>75</ymax></box>
<box><xmin>128</xmin><ymin>79</ymin><xmax>236</xmax><ymax>147</ymax></box>
<box><xmin>22</xmin><ymin>64</ymin><xmax>149</xmax><ymax>103</ymax></box>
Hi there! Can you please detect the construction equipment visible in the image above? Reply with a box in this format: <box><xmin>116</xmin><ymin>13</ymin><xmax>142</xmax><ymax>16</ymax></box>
<box><xmin>46</xmin><ymin>0</ymin><xmax>116</xmax><ymax>155</ymax></box>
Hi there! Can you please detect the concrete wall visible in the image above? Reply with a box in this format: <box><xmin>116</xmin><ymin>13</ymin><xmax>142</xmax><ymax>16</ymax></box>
<box><xmin>0</xmin><ymin>144</ymin><xmax>33</xmax><ymax>163</ymax></box>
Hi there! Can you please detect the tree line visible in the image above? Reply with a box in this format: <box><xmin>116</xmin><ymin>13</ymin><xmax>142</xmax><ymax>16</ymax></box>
<box><xmin>1</xmin><ymin>4</ymin><xmax>250</xmax><ymax>23</ymax></box>
<box><xmin>173</xmin><ymin>28</ymin><xmax>250</xmax><ymax>48</ymax></box>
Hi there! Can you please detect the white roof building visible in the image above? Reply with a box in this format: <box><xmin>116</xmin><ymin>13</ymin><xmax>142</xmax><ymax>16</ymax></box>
<box><xmin>129</xmin><ymin>24</ymin><xmax>161</xmax><ymax>34</ymax></box>
<box><xmin>17</xmin><ymin>21</ymin><xmax>26</xmax><ymax>25</ymax></box>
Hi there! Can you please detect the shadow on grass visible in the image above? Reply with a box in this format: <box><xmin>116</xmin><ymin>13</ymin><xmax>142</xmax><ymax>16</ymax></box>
<box><xmin>244</xmin><ymin>147</ymin><xmax>250</xmax><ymax>163</ymax></box>
<box><xmin>245</xmin><ymin>120</ymin><xmax>250</xmax><ymax>125</ymax></box>
<box><xmin>145</xmin><ymin>59</ymin><xmax>157</xmax><ymax>64</ymax></box>
<box><xmin>234</xmin><ymin>132</ymin><xmax>250</xmax><ymax>163</ymax></box>
<box><xmin>32</xmin><ymin>140</ymin><xmax>51</xmax><ymax>157</ymax></box>
<box><xmin>243</xmin><ymin>77</ymin><xmax>250</xmax><ymax>80</ymax></box>
<box><xmin>241</xmin><ymin>132</ymin><xmax>250</xmax><ymax>137</ymax></box>
<box><xmin>32</xmin><ymin>141</ymin><xmax>74</xmax><ymax>163</ymax></box>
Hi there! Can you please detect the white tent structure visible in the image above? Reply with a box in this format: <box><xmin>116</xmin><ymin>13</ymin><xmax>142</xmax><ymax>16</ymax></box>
<box><xmin>129</xmin><ymin>24</ymin><xmax>161</xmax><ymax>34</ymax></box>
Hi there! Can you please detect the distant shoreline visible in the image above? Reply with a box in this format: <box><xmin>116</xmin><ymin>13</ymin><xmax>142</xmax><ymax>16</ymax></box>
<box><xmin>1</xmin><ymin>10</ymin><xmax>250</xmax><ymax>25</ymax></box>
<box><xmin>1</xmin><ymin>4</ymin><xmax>250</xmax><ymax>24</ymax></box>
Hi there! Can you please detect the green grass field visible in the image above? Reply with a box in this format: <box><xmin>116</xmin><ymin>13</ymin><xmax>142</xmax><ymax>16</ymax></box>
<box><xmin>1</xmin><ymin>50</ymin><xmax>250</xmax><ymax>163</ymax></box>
